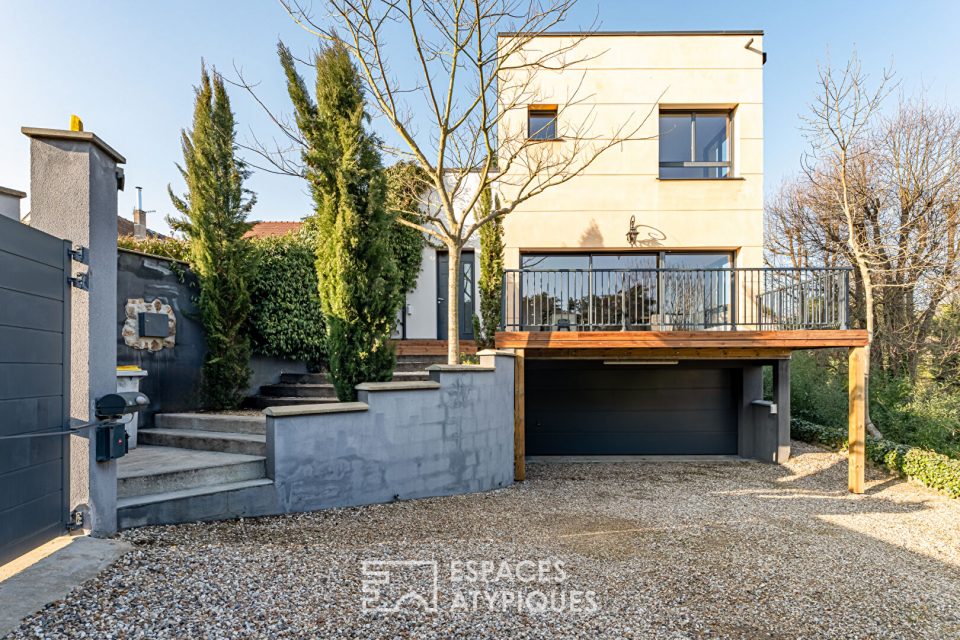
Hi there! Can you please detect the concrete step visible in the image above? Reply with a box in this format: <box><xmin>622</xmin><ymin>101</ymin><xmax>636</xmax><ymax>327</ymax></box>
<box><xmin>245</xmin><ymin>395</ymin><xmax>341</xmax><ymax>410</ymax></box>
<box><xmin>138</xmin><ymin>428</ymin><xmax>266</xmax><ymax>456</ymax></box>
<box><xmin>154</xmin><ymin>413</ymin><xmax>266</xmax><ymax>435</ymax></box>
<box><xmin>392</xmin><ymin>371</ymin><xmax>431</xmax><ymax>382</ymax></box>
<box><xmin>259</xmin><ymin>383</ymin><xmax>337</xmax><ymax>398</ymax></box>
<box><xmin>280</xmin><ymin>372</ymin><xmax>327</xmax><ymax>384</ymax></box>
<box><xmin>394</xmin><ymin>358</ymin><xmax>444</xmax><ymax>372</ymax></box>
<box><xmin>117</xmin><ymin>446</ymin><xmax>266</xmax><ymax>499</ymax></box>
<box><xmin>117</xmin><ymin>478</ymin><xmax>277</xmax><ymax>529</ymax></box>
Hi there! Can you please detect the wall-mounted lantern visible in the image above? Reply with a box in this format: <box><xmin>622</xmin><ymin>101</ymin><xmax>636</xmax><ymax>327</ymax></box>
<box><xmin>626</xmin><ymin>215</ymin><xmax>639</xmax><ymax>247</ymax></box>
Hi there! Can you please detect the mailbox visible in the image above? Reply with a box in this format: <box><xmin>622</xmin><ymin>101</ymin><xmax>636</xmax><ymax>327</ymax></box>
<box><xmin>93</xmin><ymin>392</ymin><xmax>150</xmax><ymax>461</ymax></box>
<box><xmin>95</xmin><ymin>423</ymin><xmax>128</xmax><ymax>462</ymax></box>
<box><xmin>95</xmin><ymin>392</ymin><xmax>149</xmax><ymax>419</ymax></box>
<box><xmin>138</xmin><ymin>311</ymin><xmax>169</xmax><ymax>338</ymax></box>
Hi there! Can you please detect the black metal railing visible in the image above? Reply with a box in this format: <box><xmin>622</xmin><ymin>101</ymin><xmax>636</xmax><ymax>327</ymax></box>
<box><xmin>500</xmin><ymin>267</ymin><xmax>851</xmax><ymax>331</ymax></box>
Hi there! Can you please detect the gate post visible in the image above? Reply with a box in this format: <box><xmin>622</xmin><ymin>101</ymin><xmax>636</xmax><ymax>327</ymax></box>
<box><xmin>23</xmin><ymin>126</ymin><xmax>125</xmax><ymax>536</ymax></box>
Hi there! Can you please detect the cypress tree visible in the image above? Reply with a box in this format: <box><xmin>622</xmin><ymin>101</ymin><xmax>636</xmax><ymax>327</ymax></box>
<box><xmin>385</xmin><ymin>161</ymin><xmax>429</xmax><ymax>294</ymax></box>
<box><xmin>168</xmin><ymin>64</ymin><xmax>255</xmax><ymax>409</ymax></box>
<box><xmin>475</xmin><ymin>188</ymin><xmax>504</xmax><ymax>350</ymax></box>
<box><xmin>279</xmin><ymin>42</ymin><xmax>402</xmax><ymax>401</ymax></box>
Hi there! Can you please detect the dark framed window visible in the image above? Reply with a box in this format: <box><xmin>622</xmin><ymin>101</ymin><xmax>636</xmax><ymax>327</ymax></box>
<box><xmin>528</xmin><ymin>105</ymin><xmax>558</xmax><ymax>140</ymax></box>
<box><xmin>659</xmin><ymin>110</ymin><xmax>732</xmax><ymax>179</ymax></box>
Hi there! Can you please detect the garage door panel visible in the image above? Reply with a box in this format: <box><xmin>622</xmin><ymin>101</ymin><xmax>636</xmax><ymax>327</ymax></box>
<box><xmin>532</xmin><ymin>387</ymin><xmax>734</xmax><ymax>410</ymax></box>
<box><xmin>529</xmin><ymin>409</ymin><xmax>734</xmax><ymax>433</ymax></box>
<box><xmin>527</xmin><ymin>366</ymin><xmax>732</xmax><ymax>391</ymax></box>
<box><xmin>528</xmin><ymin>430</ymin><xmax>739</xmax><ymax>456</ymax></box>
<box><xmin>526</xmin><ymin>361</ymin><xmax>739</xmax><ymax>456</ymax></box>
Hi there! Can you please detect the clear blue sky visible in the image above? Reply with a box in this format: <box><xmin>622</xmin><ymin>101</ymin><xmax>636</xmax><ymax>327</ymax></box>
<box><xmin>2</xmin><ymin>1</ymin><xmax>958</xmax><ymax>235</ymax></box>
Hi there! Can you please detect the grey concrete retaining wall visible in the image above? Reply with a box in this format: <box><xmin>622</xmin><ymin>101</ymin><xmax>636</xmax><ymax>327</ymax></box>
<box><xmin>265</xmin><ymin>352</ymin><xmax>515</xmax><ymax>513</ymax></box>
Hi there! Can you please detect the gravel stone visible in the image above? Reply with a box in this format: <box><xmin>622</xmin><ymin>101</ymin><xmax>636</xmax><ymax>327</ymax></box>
<box><xmin>6</xmin><ymin>441</ymin><xmax>960</xmax><ymax>639</ymax></box>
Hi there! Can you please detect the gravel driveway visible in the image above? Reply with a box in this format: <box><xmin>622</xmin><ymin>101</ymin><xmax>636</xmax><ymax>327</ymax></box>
<box><xmin>7</xmin><ymin>441</ymin><xmax>960</xmax><ymax>639</ymax></box>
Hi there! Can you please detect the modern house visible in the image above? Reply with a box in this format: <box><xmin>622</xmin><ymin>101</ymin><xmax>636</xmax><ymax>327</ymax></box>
<box><xmin>491</xmin><ymin>31</ymin><xmax>866</xmax><ymax>478</ymax></box>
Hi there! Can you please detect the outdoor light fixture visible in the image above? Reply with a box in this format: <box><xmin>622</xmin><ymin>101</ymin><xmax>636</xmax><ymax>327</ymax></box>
<box><xmin>626</xmin><ymin>215</ymin><xmax>639</xmax><ymax>247</ymax></box>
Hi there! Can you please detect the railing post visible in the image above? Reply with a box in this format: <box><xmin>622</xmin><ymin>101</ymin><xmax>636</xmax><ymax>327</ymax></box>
<box><xmin>841</xmin><ymin>270</ymin><xmax>850</xmax><ymax>330</ymax></box>
<box><xmin>500</xmin><ymin>272</ymin><xmax>507</xmax><ymax>331</ymax></box>
<box><xmin>620</xmin><ymin>273</ymin><xmax>627</xmax><ymax>331</ymax></box>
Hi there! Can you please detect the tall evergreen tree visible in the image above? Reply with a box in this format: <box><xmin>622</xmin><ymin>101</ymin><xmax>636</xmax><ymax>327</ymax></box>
<box><xmin>475</xmin><ymin>188</ymin><xmax>504</xmax><ymax>350</ymax></box>
<box><xmin>168</xmin><ymin>65</ymin><xmax>255</xmax><ymax>409</ymax></box>
<box><xmin>385</xmin><ymin>161</ymin><xmax>429</xmax><ymax>294</ymax></box>
<box><xmin>279</xmin><ymin>41</ymin><xmax>402</xmax><ymax>401</ymax></box>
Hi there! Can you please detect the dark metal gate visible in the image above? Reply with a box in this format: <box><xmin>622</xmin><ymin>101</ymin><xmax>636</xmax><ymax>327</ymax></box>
<box><xmin>0</xmin><ymin>214</ymin><xmax>71</xmax><ymax>566</ymax></box>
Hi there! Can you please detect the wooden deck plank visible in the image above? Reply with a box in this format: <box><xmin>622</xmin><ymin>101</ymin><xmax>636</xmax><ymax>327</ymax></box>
<box><xmin>523</xmin><ymin>347</ymin><xmax>792</xmax><ymax>360</ymax></box>
<box><xmin>394</xmin><ymin>340</ymin><xmax>477</xmax><ymax>357</ymax></box>
<box><xmin>495</xmin><ymin>330</ymin><xmax>868</xmax><ymax>351</ymax></box>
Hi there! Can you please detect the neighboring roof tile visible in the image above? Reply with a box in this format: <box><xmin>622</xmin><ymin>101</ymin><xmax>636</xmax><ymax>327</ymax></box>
<box><xmin>244</xmin><ymin>221</ymin><xmax>303</xmax><ymax>238</ymax></box>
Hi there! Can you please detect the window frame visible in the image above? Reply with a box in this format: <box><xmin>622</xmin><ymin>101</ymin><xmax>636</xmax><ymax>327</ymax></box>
<box><xmin>527</xmin><ymin>105</ymin><xmax>559</xmax><ymax>141</ymax></box>
<box><xmin>658</xmin><ymin>109</ymin><xmax>734</xmax><ymax>179</ymax></box>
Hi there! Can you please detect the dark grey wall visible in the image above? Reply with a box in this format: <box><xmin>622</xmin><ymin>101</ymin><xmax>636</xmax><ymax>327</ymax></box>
<box><xmin>117</xmin><ymin>249</ymin><xmax>205</xmax><ymax>424</ymax></box>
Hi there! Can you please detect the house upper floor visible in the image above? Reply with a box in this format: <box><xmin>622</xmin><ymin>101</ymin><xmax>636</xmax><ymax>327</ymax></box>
<box><xmin>494</xmin><ymin>31</ymin><xmax>766</xmax><ymax>269</ymax></box>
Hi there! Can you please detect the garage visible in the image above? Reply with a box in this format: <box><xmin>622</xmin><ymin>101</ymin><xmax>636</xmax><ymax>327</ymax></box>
<box><xmin>525</xmin><ymin>360</ymin><xmax>739</xmax><ymax>456</ymax></box>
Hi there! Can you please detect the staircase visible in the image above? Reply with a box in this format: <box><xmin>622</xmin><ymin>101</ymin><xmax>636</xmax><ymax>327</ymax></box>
<box><xmin>119</xmin><ymin>355</ymin><xmax>452</xmax><ymax>528</ymax></box>
<box><xmin>118</xmin><ymin>414</ymin><xmax>275</xmax><ymax>528</ymax></box>
<box><xmin>245</xmin><ymin>354</ymin><xmax>447</xmax><ymax>409</ymax></box>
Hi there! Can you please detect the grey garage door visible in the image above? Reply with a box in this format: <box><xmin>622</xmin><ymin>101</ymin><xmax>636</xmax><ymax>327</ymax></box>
<box><xmin>0</xmin><ymin>214</ymin><xmax>71</xmax><ymax>566</ymax></box>
<box><xmin>526</xmin><ymin>360</ymin><xmax>738</xmax><ymax>455</ymax></box>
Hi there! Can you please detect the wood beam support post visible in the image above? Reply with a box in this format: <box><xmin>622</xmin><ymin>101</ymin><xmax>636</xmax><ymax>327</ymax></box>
<box><xmin>848</xmin><ymin>346</ymin><xmax>867</xmax><ymax>494</ymax></box>
<box><xmin>514</xmin><ymin>349</ymin><xmax>525</xmax><ymax>481</ymax></box>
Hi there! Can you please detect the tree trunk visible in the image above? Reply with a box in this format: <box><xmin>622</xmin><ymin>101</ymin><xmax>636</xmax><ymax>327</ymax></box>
<box><xmin>447</xmin><ymin>246</ymin><xmax>461</xmax><ymax>365</ymax></box>
<box><xmin>859</xmin><ymin>264</ymin><xmax>883</xmax><ymax>439</ymax></box>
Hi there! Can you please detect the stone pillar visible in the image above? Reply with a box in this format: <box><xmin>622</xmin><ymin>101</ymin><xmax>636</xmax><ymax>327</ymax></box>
<box><xmin>22</xmin><ymin>127</ymin><xmax>125</xmax><ymax>536</ymax></box>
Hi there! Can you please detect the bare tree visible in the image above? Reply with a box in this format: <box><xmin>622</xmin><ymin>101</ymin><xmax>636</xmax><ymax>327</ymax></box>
<box><xmin>773</xmin><ymin>55</ymin><xmax>960</xmax><ymax>435</ymax></box>
<box><xmin>271</xmin><ymin>0</ymin><xmax>655</xmax><ymax>363</ymax></box>
<box><xmin>800</xmin><ymin>53</ymin><xmax>893</xmax><ymax>437</ymax></box>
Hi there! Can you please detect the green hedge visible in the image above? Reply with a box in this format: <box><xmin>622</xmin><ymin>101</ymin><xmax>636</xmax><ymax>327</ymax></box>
<box><xmin>247</xmin><ymin>232</ymin><xmax>326</xmax><ymax>365</ymax></box>
<box><xmin>118</xmin><ymin>235</ymin><xmax>191</xmax><ymax>262</ymax></box>
<box><xmin>791</xmin><ymin>418</ymin><xmax>960</xmax><ymax>498</ymax></box>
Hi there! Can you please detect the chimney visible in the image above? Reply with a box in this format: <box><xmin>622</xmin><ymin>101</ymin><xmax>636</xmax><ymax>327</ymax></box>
<box><xmin>133</xmin><ymin>186</ymin><xmax>147</xmax><ymax>239</ymax></box>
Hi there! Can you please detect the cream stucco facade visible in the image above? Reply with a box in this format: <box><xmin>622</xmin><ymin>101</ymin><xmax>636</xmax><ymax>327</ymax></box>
<box><xmin>495</xmin><ymin>31</ymin><xmax>765</xmax><ymax>270</ymax></box>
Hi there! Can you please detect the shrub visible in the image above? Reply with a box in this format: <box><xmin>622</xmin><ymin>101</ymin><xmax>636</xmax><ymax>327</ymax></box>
<box><xmin>790</xmin><ymin>351</ymin><xmax>960</xmax><ymax>458</ymax></box>
<box><xmin>118</xmin><ymin>235</ymin><xmax>191</xmax><ymax>262</ymax></box>
<box><xmin>385</xmin><ymin>161</ymin><xmax>428</xmax><ymax>293</ymax></box>
<box><xmin>791</xmin><ymin>417</ymin><xmax>960</xmax><ymax>498</ymax></box>
<box><xmin>248</xmin><ymin>232</ymin><xmax>326</xmax><ymax>365</ymax></box>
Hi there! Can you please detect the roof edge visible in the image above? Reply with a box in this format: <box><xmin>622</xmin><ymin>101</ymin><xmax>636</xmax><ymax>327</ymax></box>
<box><xmin>498</xmin><ymin>30</ymin><xmax>763</xmax><ymax>38</ymax></box>
<box><xmin>0</xmin><ymin>186</ymin><xmax>26</xmax><ymax>199</ymax></box>
<box><xmin>21</xmin><ymin>127</ymin><xmax>126</xmax><ymax>164</ymax></box>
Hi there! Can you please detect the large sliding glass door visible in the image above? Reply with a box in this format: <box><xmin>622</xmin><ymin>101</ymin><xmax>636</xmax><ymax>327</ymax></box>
<box><xmin>517</xmin><ymin>251</ymin><xmax>733</xmax><ymax>330</ymax></box>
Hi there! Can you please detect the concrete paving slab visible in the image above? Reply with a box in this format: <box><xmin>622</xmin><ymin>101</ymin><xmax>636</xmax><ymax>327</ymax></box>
<box><xmin>117</xmin><ymin>445</ymin><xmax>264</xmax><ymax>479</ymax></box>
<box><xmin>0</xmin><ymin>536</ymin><xmax>131</xmax><ymax>637</ymax></box>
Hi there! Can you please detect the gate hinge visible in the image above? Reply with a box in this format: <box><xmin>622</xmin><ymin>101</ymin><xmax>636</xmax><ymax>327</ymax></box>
<box><xmin>68</xmin><ymin>245</ymin><xmax>89</xmax><ymax>265</ymax></box>
<box><xmin>69</xmin><ymin>272</ymin><xmax>90</xmax><ymax>291</ymax></box>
